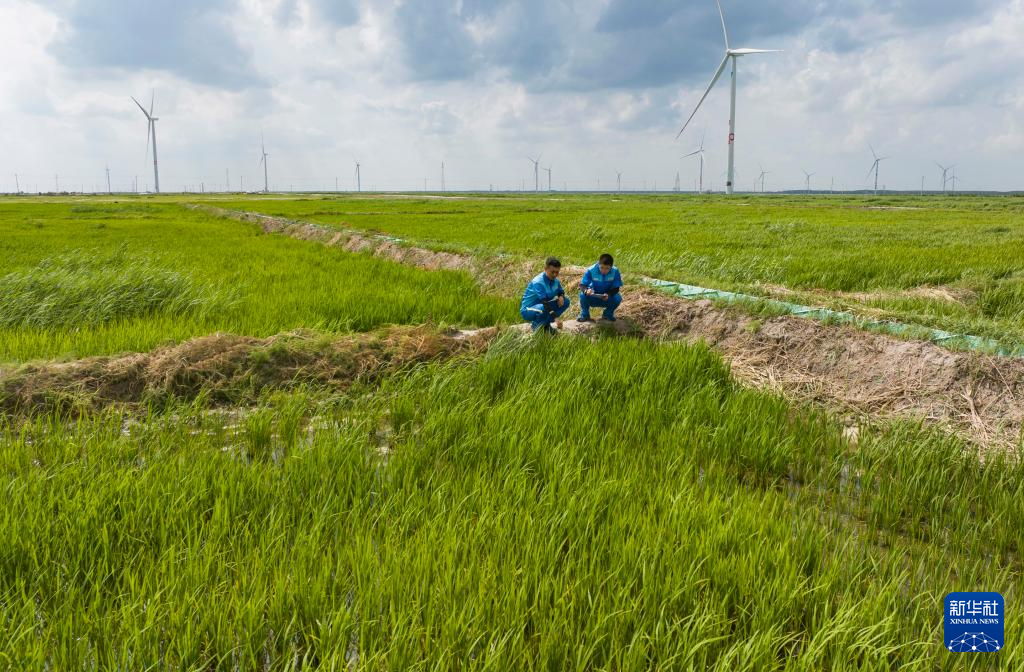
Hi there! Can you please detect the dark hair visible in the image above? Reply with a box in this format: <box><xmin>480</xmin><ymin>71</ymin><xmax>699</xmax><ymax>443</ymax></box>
<box><xmin>545</xmin><ymin>257</ymin><xmax>561</xmax><ymax>268</ymax></box>
<box><xmin>599</xmin><ymin>253</ymin><xmax>614</xmax><ymax>266</ymax></box>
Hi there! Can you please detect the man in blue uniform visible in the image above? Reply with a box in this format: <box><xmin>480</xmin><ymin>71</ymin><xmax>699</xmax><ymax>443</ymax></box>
<box><xmin>578</xmin><ymin>253</ymin><xmax>623</xmax><ymax>322</ymax></box>
<box><xmin>520</xmin><ymin>257</ymin><xmax>570</xmax><ymax>332</ymax></box>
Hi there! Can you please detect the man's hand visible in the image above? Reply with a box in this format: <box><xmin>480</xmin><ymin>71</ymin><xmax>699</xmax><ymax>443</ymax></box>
<box><xmin>557</xmin><ymin>295</ymin><xmax>565</xmax><ymax>308</ymax></box>
<box><xmin>584</xmin><ymin>288</ymin><xmax>594</xmax><ymax>296</ymax></box>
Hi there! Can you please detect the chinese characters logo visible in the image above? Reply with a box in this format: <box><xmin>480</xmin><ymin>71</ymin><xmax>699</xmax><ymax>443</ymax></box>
<box><xmin>945</xmin><ymin>592</ymin><xmax>1004</xmax><ymax>653</ymax></box>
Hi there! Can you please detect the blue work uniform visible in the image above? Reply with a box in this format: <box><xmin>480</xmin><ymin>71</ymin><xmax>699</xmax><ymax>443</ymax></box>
<box><xmin>579</xmin><ymin>263</ymin><xmax>623</xmax><ymax>320</ymax></box>
<box><xmin>520</xmin><ymin>272</ymin><xmax>570</xmax><ymax>330</ymax></box>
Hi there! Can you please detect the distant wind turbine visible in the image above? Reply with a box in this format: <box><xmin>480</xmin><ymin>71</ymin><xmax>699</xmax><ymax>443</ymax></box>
<box><xmin>803</xmin><ymin>170</ymin><xmax>814</xmax><ymax>194</ymax></box>
<box><xmin>544</xmin><ymin>165</ymin><xmax>552</xmax><ymax>191</ymax></box>
<box><xmin>867</xmin><ymin>145</ymin><xmax>888</xmax><ymax>195</ymax></box>
<box><xmin>131</xmin><ymin>92</ymin><xmax>160</xmax><ymax>193</ymax></box>
<box><xmin>616</xmin><ymin>171</ymin><xmax>623</xmax><ymax>192</ymax></box>
<box><xmin>682</xmin><ymin>131</ymin><xmax>707</xmax><ymax>193</ymax></box>
<box><xmin>675</xmin><ymin>0</ymin><xmax>780</xmax><ymax>195</ymax></box>
<box><xmin>935</xmin><ymin>162</ymin><xmax>954</xmax><ymax>193</ymax></box>
<box><xmin>355</xmin><ymin>161</ymin><xmax>361</xmax><ymax>192</ymax></box>
<box><xmin>527</xmin><ymin>155</ymin><xmax>542</xmax><ymax>192</ymax></box>
<box><xmin>758</xmin><ymin>163</ymin><xmax>769</xmax><ymax>193</ymax></box>
<box><xmin>258</xmin><ymin>134</ymin><xmax>269</xmax><ymax>193</ymax></box>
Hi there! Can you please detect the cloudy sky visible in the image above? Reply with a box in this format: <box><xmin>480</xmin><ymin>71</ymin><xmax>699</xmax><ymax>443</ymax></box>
<box><xmin>1</xmin><ymin>0</ymin><xmax>1021</xmax><ymax>193</ymax></box>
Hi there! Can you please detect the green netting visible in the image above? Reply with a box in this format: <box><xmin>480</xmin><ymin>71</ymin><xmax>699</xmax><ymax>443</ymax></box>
<box><xmin>642</xmin><ymin>278</ymin><xmax>1024</xmax><ymax>358</ymax></box>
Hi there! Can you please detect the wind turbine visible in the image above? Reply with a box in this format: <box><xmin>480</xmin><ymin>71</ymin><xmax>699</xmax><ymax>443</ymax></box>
<box><xmin>935</xmin><ymin>162</ymin><xmax>954</xmax><ymax>193</ymax></box>
<box><xmin>527</xmin><ymin>155</ymin><xmax>542</xmax><ymax>192</ymax></box>
<box><xmin>131</xmin><ymin>92</ymin><xmax>160</xmax><ymax>193</ymax></box>
<box><xmin>616</xmin><ymin>171</ymin><xmax>623</xmax><ymax>192</ymax></box>
<box><xmin>803</xmin><ymin>170</ymin><xmax>814</xmax><ymax>194</ymax></box>
<box><xmin>355</xmin><ymin>161</ymin><xmax>361</xmax><ymax>192</ymax></box>
<box><xmin>867</xmin><ymin>145</ymin><xmax>888</xmax><ymax>195</ymax></box>
<box><xmin>544</xmin><ymin>165</ymin><xmax>552</xmax><ymax>191</ymax></box>
<box><xmin>681</xmin><ymin>131</ymin><xmax>707</xmax><ymax>193</ymax></box>
<box><xmin>258</xmin><ymin>134</ymin><xmax>269</xmax><ymax>193</ymax></box>
<box><xmin>675</xmin><ymin>0</ymin><xmax>780</xmax><ymax>195</ymax></box>
<box><xmin>757</xmin><ymin>163</ymin><xmax>769</xmax><ymax>193</ymax></box>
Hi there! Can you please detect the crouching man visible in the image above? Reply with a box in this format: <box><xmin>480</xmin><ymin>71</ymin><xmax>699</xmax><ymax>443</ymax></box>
<box><xmin>578</xmin><ymin>253</ymin><xmax>623</xmax><ymax>322</ymax></box>
<box><xmin>521</xmin><ymin>257</ymin><xmax>570</xmax><ymax>332</ymax></box>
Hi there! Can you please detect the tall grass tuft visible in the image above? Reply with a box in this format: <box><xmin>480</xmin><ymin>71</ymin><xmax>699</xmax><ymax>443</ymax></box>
<box><xmin>0</xmin><ymin>246</ymin><xmax>232</xmax><ymax>329</ymax></box>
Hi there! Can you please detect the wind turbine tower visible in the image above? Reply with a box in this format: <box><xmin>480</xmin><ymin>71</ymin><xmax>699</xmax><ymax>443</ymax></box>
<box><xmin>14</xmin><ymin>173</ymin><xmax>20</xmax><ymax>194</ymax></box>
<box><xmin>355</xmin><ymin>162</ymin><xmax>361</xmax><ymax>192</ymax></box>
<box><xmin>867</xmin><ymin>145</ymin><xmax>889</xmax><ymax>195</ymax></box>
<box><xmin>758</xmin><ymin>163</ymin><xmax>769</xmax><ymax>193</ymax></box>
<box><xmin>441</xmin><ymin>161</ymin><xmax>446</xmax><ymax>192</ymax></box>
<box><xmin>616</xmin><ymin>171</ymin><xmax>622</xmax><ymax>192</ymax></box>
<box><xmin>106</xmin><ymin>166</ymin><xmax>111</xmax><ymax>194</ymax></box>
<box><xmin>676</xmin><ymin>0</ymin><xmax>780</xmax><ymax>195</ymax></box>
<box><xmin>682</xmin><ymin>132</ymin><xmax>707</xmax><ymax>192</ymax></box>
<box><xmin>527</xmin><ymin>155</ymin><xmax>542</xmax><ymax>192</ymax></box>
<box><xmin>803</xmin><ymin>170</ymin><xmax>814</xmax><ymax>194</ymax></box>
<box><xmin>131</xmin><ymin>93</ymin><xmax>160</xmax><ymax>193</ymax></box>
<box><xmin>544</xmin><ymin>166</ymin><xmax>552</xmax><ymax>191</ymax></box>
<box><xmin>936</xmin><ymin>162</ymin><xmax>954</xmax><ymax>193</ymax></box>
<box><xmin>258</xmin><ymin>135</ymin><xmax>269</xmax><ymax>193</ymax></box>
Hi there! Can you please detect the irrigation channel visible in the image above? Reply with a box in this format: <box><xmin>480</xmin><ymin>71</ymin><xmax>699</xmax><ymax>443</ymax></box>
<box><xmin>165</xmin><ymin>204</ymin><xmax>1024</xmax><ymax>449</ymax></box>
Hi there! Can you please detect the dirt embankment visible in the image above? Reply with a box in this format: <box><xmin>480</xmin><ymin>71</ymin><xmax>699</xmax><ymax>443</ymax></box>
<box><xmin>620</xmin><ymin>292</ymin><xmax>1023</xmax><ymax>449</ymax></box>
<box><xmin>0</xmin><ymin>326</ymin><xmax>494</xmax><ymax>417</ymax></box>
<box><xmin>60</xmin><ymin>205</ymin><xmax>1023</xmax><ymax>448</ymax></box>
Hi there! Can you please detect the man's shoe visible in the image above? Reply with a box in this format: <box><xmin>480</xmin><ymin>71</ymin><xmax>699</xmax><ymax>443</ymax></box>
<box><xmin>577</xmin><ymin>316</ymin><xmax>593</xmax><ymax>323</ymax></box>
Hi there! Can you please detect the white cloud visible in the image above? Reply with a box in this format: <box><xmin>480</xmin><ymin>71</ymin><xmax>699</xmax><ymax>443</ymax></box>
<box><xmin>0</xmin><ymin>0</ymin><xmax>1021</xmax><ymax>193</ymax></box>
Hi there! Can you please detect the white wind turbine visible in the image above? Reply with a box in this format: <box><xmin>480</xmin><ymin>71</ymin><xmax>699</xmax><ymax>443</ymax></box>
<box><xmin>676</xmin><ymin>0</ymin><xmax>780</xmax><ymax>195</ymax></box>
<box><xmin>131</xmin><ymin>92</ymin><xmax>160</xmax><ymax>193</ymax></box>
<box><xmin>258</xmin><ymin>134</ymin><xmax>269</xmax><ymax>193</ymax></box>
<box><xmin>758</xmin><ymin>163</ymin><xmax>769</xmax><ymax>193</ymax></box>
<box><xmin>803</xmin><ymin>170</ymin><xmax>814</xmax><ymax>194</ymax></box>
<box><xmin>681</xmin><ymin>131</ymin><xmax>707</xmax><ymax>193</ymax></box>
<box><xmin>867</xmin><ymin>145</ymin><xmax>889</xmax><ymax>195</ymax></box>
<box><xmin>527</xmin><ymin>155</ymin><xmax>542</xmax><ymax>192</ymax></box>
<box><xmin>936</xmin><ymin>162</ymin><xmax>954</xmax><ymax>193</ymax></box>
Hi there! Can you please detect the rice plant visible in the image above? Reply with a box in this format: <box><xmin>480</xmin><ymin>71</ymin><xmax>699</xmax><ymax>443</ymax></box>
<box><xmin>1</xmin><ymin>337</ymin><xmax>1018</xmax><ymax>669</ymax></box>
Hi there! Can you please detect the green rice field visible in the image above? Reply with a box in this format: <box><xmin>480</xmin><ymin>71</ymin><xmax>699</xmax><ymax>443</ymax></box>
<box><xmin>222</xmin><ymin>193</ymin><xmax>1024</xmax><ymax>348</ymax></box>
<box><xmin>0</xmin><ymin>201</ymin><xmax>510</xmax><ymax>362</ymax></box>
<box><xmin>0</xmin><ymin>195</ymin><xmax>1020</xmax><ymax>669</ymax></box>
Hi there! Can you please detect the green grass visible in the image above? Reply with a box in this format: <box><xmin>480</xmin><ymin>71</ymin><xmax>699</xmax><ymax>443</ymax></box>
<box><xmin>0</xmin><ymin>245</ymin><xmax>233</xmax><ymax>329</ymax></box>
<box><xmin>210</xmin><ymin>192</ymin><xmax>1024</xmax><ymax>346</ymax></box>
<box><xmin>0</xmin><ymin>201</ymin><xmax>513</xmax><ymax>362</ymax></box>
<box><xmin>1</xmin><ymin>336</ymin><xmax>1018</xmax><ymax>669</ymax></box>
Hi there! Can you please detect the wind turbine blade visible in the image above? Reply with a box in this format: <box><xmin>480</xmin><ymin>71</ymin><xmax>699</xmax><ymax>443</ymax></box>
<box><xmin>681</xmin><ymin>150</ymin><xmax>702</xmax><ymax>158</ymax></box>
<box><xmin>676</xmin><ymin>55</ymin><xmax>729</xmax><ymax>140</ymax></box>
<box><xmin>869</xmin><ymin>144</ymin><xmax>878</xmax><ymax>160</ymax></box>
<box><xmin>144</xmin><ymin>120</ymin><xmax>151</xmax><ymax>169</ymax></box>
<box><xmin>131</xmin><ymin>96</ymin><xmax>150</xmax><ymax>118</ymax></box>
<box><xmin>149</xmin><ymin>91</ymin><xmax>155</xmax><ymax>116</ymax></box>
<box><xmin>714</xmin><ymin>0</ymin><xmax>729</xmax><ymax>50</ymax></box>
<box><xmin>866</xmin><ymin>163</ymin><xmax>877</xmax><ymax>180</ymax></box>
<box><xmin>729</xmin><ymin>48</ymin><xmax>782</xmax><ymax>55</ymax></box>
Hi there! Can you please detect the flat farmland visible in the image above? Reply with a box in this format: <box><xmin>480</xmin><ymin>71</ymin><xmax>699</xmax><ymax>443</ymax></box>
<box><xmin>0</xmin><ymin>195</ymin><xmax>1020</xmax><ymax>670</ymax></box>
<box><xmin>222</xmin><ymin>193</ymin><xmax>1024</xmax><ymax>347</ymax></box>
